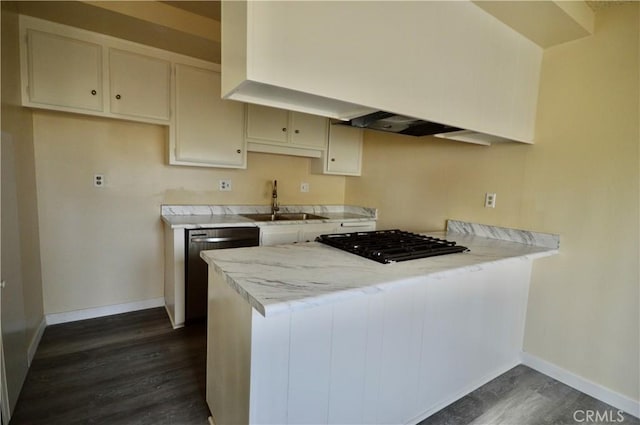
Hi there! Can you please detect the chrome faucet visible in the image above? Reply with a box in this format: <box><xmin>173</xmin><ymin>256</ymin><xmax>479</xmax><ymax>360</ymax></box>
<box><xmin>271</xmin><ymin>180</ymin><xmax>280</xmax><ymax>216</ymax></box>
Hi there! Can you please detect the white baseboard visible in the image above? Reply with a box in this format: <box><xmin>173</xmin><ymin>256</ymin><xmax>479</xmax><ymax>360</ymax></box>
<box><xmin>45</xmin><ymin>297</ymin><xmax>165</xmax><ymax>325</ymax></box>
<box><xmin>164</xmin><ymin>304</ymin><xmax>184</xmax><ymax>330</ymax></box>
<box><xmin>521</xmin><ymin>351</ymin><xmax>640</xmax><ymax>418</ymax></box>
<box><xmin>27</xmin><ymin>316</ymin><xmax>46</xmax><ymax>366</ymax></box>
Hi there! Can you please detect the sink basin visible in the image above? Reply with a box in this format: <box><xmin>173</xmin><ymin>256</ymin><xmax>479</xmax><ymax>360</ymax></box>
<box><xmin>241</xmin><ymin>213</ymin><xmax>328</xmax><ymax>222</ymax></box>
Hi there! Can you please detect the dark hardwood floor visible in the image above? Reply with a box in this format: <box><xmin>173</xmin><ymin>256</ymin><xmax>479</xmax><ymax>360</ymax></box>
<box><xmin>11</xmin><ymin>307</ymin><xmax>639</xmax><ymax>425</ymax></box>
<box><xmin>10</xmin><ymin>308</ymin><xmax>209</xmax><ymax>425</ymax></box>
<box><xmin>419</xmin><ymin>365</ymin><xmax>639</xmax><ymax>425</ymax></box>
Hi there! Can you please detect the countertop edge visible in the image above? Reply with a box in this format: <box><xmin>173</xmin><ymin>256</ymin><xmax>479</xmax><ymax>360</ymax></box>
<box><xmin>162</xmin><ymin>204</ymin><xmax>377</xmax><ymax>229</ymax></box>
<box><xmin>257</xmin><ymin>247</ymin><xmax>559</xmax><ymax>317</ymax></box>
<box><xmin>447</xmin><ymin>220</ymin><xmax>560</xmax><ymax>249</ymax></box>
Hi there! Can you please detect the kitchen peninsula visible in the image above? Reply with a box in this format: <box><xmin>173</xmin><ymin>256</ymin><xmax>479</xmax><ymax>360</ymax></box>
<box><xmin>201</xmin><ymin>220</ymin><xmax>559</xmax><ymax>425</ymax></box>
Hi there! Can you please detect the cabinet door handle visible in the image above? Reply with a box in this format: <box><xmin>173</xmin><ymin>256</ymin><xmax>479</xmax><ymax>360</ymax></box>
<box><xmin>236</xmin><ymin>149</ymin><xmax>241</xmax><ymax>154</ymax></box>
<box><xmin>91</xmin><ymin>90</ymin><xmax>97</xmax><ymax>95</ymax></box>
<box><xmin>331</xmin><ymin>158</ymin><xmax>336</xmax><ymax>162</ymax></box>
<box><xmin>190</xmin><ymin>237</ymin><xmax>251</xmax><ymax>243</ymax></box>
<box><xmin>281</xmin><ymin>127</ymin><xmax>287</xmax><ymax>132</ymax></box>
<box><xmin>115</xmin><ymin>94</ymin><xmax>121</xmax><ymax>100</ymax></box>
<box><xmin>295</xmin><ymin>129</ymin><xmax>300</xmax><ymax>134</ymax></box>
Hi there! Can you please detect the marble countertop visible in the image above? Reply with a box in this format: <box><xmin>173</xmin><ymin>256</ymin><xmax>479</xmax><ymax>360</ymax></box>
<box><xmin>161</xmin><ymin>204</ymin><xmax>377</xmax><ymax>229</ymax></box>
<box><xmin>201</xmin><ymin>222</ymin><xmax>559</xmax><ymax>317</ymax></box>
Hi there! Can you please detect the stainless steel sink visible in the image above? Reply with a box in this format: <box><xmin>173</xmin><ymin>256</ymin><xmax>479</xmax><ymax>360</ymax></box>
<box><xmin>241</xmin><ymin>213</ymin><xmax>328</xmax><ymax>222</ymax></box>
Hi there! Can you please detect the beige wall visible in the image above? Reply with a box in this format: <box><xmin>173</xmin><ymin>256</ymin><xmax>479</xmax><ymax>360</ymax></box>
<box><xmin>32</xmin><ymin>111</ymin><xmax>345</xmax><ymax>314</ymax></box>
<box><xmin>1</xmin><ymin>1</ymin><xmax>44</xmax><ymax>351</ymax></box>
<box><xmin>345</xmin><ymin>133</ymin><xmax>530</xmax><ymax>231</ymax></box>
<box><xmin>346</xmin><ymin>3</ymin><xmax>639</xmax><ymax>401</ymax></box>
<box><xmin>521</xmin><ymin>3</ymin><xmax>639</xmax><ymax>401</ymax></box>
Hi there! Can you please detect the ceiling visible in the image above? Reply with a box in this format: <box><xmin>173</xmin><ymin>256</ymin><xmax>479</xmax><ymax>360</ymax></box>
<box><xmin>16</xmin><ymin>1</ymin><xmax>222</xmax><ymax>63</ymax></box>
<box><xmin>163</xmin><ymin>1</ymin><xmax>220</xmax><ymax>21</ymax></box>
<box><xmin>585</xmin><ymin>0</ymin><xmax>633</xmax><ymax>12</ymax></box>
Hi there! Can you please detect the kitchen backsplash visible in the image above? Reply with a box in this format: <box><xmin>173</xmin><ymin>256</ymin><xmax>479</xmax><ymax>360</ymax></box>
<box><xmin>161</xmin><ymin>204</ymin><xmax>378</xmax><ymax>218</ymax></box>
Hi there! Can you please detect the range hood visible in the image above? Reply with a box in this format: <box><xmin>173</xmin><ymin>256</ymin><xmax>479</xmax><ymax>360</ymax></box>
<box><xmin>339</xmin><ymin>111</ymin><xmax>516</xmax><ymax>146</ymax></box>
<box><xmin>222</xmin><ymin>1</ymin><xmax>544</xmax><ymax>146</ymax></box>
<box><xmin>342</xmin><ymin>111</ymin><xmax>462</xmax><ymax>137</ymax></box>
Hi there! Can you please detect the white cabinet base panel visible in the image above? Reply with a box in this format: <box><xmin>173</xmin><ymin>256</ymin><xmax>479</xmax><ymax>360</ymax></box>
<box><xmin>207</xmin><ymin>259</ymin><xmax>533</xmax><ymax>424</ymax></box>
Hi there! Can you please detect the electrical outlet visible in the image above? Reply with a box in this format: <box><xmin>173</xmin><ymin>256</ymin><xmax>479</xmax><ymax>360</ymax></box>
<box><xmin>94</xmin><ymin>174</ymin><xmax>105</xmax><ymax>188</ymax></box>
<box><xmin>218</xmin><ymin>179</ymin><xmax>232</xmax><ymax>191</ymax></box>
<box><xmin>485</xmin><ymin>192</ymin><xmax>497</xmax><ymax>208</ymax></box>
<box><xmin>300</xmin><ymin>182</ymin><xmax>310</xmax><ymax>193</ymax></box>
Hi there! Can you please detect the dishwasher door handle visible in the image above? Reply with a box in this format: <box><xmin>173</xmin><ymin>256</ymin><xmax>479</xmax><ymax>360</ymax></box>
<box><xmin>190</xmin><ymin>236</ymin><xmax>251</xmax><ymax>243</ymax></box>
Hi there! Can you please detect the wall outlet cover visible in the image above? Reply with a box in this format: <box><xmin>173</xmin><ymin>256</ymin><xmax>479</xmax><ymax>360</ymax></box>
<box><xmin>219</xmin><ymin>179</ymin><xmax>232</xmax><ymax>191</ymax></box>
<box><xmin>485</xmin><ymin>192</ymin><xmax>497</xmax><ymax>208</ymax></box>
<box><xmin>300</xmin><ymin>182</ymin><xmax>310</xmax><ymax>193</ymax></box>
<box><xmin>94</xmin><ymin>174</ymin><xmax>105</xmax><ymax>188</ymax></box>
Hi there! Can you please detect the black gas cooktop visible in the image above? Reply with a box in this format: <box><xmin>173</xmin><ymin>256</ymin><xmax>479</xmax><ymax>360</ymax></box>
<box><xmin>316</xmin><ymin>229</ymin><xmax>469</xmax><ymax>264</ymax></box>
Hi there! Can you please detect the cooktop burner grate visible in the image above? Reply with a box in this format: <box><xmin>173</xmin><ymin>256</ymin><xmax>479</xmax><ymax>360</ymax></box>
<box><xmin>316</xmin><ymin>229</ymin><xmax>469</xmax><ymax>264</ymax></box>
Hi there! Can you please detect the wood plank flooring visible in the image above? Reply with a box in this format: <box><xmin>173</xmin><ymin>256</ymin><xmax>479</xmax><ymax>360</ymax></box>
<box><xmin>10</xmin><ymin>307</ymin><xmax>639</xmax><ymax>425</ymax></box>
<box><xmin>10</xmin><ymin>308</ymin><xmax>209</xmax><ymax>425</ymax></box>
<box><xmin>419</xmin><ymin>365</ymin><xmax>639</xmax><ymax>425</ymax></box>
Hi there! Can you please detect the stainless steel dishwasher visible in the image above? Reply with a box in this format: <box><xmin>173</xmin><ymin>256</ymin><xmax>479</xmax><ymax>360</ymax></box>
<box><xmin>185</xmin><ymin>227</ymin><xmax>260</xmax><ymax>324</ymax></box>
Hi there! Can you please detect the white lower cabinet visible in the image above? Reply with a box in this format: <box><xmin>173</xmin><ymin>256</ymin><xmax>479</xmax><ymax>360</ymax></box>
<box><xmin>207</xmin><ymin>254</ymin><xmax>533</xmax><ymax>424</ymax></box>
<box><xmin>260</xmin><ymin>221</ymin><xmax>376</xmax><ymax>246</ymax></box>
<box><xmin>298</xmin><ymin>223</ymin><xmax>338</xmax><ymax>243</ymax></box>
<box><xmin>165</xmin><ymin>219</ymin><xmax>376</xmax><ymax>327</ymax></box>
<box><xmin>260</xmin><ymin>226</ymin><xmax>303</xmax><ymax>246</ymax></box>
<box><xmin>334</xmin><ymin>221</ymin><xmax>376</xmax><ymax>233</ymax></box>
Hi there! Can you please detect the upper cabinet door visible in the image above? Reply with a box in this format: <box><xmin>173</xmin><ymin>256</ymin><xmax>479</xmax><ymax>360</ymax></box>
<box><xmin>174</xmin><ymin>64</ymin><xmax>246</xmax><ymax>168</ymax></box>
<box><xmin>289</xmin><ymin>112</ymin><xmax>328</xmax><ymax>149</ymax></box>
<box><xmin>109</xmin><ymin>49</ymin><xmax>171</xmax><ymax>121</ymax></box>
<box><xmin>27</xmin><ymin>30</ymin><xmax>103</xmax><ymax>112</ymax></box>
<box><xmin>246</xmin><ymin>104</ymin><xmax>289</xmax><ymax>144</ymax></box>
<box><xmin>326</xmin><ymin>124</ymin><xmax>363</xmax><ymax>176</ymax></box>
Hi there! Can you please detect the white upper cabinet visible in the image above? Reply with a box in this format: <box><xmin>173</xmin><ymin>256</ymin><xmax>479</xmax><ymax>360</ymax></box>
<box><xmin>325</xmin><ymin>124</ymin><xmax>362</xmax><ymax>176</ymax></box>
<box><xmin>311</xmin><ymin>123</ymin><xmax>363</xmax><ymax>176</ymax></box>
<box><xmin>109</xmin><ymin>49</ymin><xmax>171</xmax><ymax>121</ymax></box>
<box><xmin>21</xmin><ymin>17</ymin><xmax>171</xmax><ymax>125</ymax></box>
<box><xmin>20</xmin><ymin>16</ymin><xmax>248</xmax><ymax>169</ymax></box>
<box><xmin>26</xmin><ymin>30</ymin><xmax>103</xmax><ymax>112</ymax></box>
<box><xmin>222</xmin><ymin>1</ymin><xmax>544</xmax><ymax>144</ymax></box>
<box><xmin>172</xmin><ymin>64</ymin><xmax>246</xmax><ymax>168</ymax></box>
<box><xmin>289</xmin><ymin>112</ymin><xmax>328</xmax><ymax>149</ymax></box>
<box><xmin>246</xmin><ymin>104</ymin><xmax>328</xmax><ymax>157</ymax></box>
<box><xmin>246</xmin><ymin>104</ymin><xmax>289</xmax><ymax>143</ymax></box>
